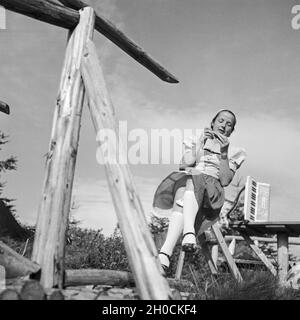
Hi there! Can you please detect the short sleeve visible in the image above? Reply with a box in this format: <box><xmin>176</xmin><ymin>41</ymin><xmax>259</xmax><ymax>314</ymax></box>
<box><xmin>182</xmin><ymin>135</ymin><xmax>197</xmax><ymax>152</ymax></box>
<box><xmin>182</xmin><ymin>131</ymin><xmax>205</xmax><ymax>153</ymax></box>
<box><xmin>180</xmin><ymin>133</ymin><xmax>204</xmax><ymax>169</ymax></box>
<box><xmin>228</xmin><ymin>147</ymin><xmax>246</xmax><ymax>173</ymax></box>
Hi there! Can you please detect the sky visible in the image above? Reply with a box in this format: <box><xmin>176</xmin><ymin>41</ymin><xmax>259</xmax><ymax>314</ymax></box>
<box><xmin>0</xmin><ymin>0</ymin><xmax>300</xmax><ymax>236</ymax></box>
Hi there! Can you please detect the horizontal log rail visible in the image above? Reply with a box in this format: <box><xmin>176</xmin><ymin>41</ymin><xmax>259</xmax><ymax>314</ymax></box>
<box><xmin>218</xmin><ymin>257</ymin><xmax>276</xmax><ymax>266</ymax></box>
<box><xmin>224</xmin><ymin>235</ymin><xmax>300</xmax><ymax>245</ymax></box>
<box><xmin>0</xmin><ymin>0</ymin><xmax>178</xmax><ymax>83</ymax></box>
<box><xmin>204</xmin><ymin>232</ymin><xmax>300</xmax><ymax>245</ymax></box>
<box><xmin>64</xmin><ymin>269</ymin><xmax>193</xmax><ymax>289</ymax></box>
<box><xmin>64</xmin><ymin>269</ymin><xmax>135</xmax><ymax>287</ymax></box>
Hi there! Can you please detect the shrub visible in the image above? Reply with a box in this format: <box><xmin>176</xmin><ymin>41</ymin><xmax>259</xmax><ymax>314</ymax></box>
<box><xmin>204</xmin><ymin>270</ymin><xmax>300</xmax><ymax>300</ymax></box>
<box><xmin>2</xmin><ymin>215</ymin><xmax>300</xmax><ymax>300</ymax></box>
<box><xmin>65</xmin><ymin>225</ymin><xmax>129</xmax><ymax>271</ymax></box>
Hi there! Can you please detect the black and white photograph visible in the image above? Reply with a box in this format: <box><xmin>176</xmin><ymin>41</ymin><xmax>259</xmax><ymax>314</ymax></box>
<box><xmin>0</xmin><ymin>0</ymin><xmax>300</xmax><ymax>306</ymax></box>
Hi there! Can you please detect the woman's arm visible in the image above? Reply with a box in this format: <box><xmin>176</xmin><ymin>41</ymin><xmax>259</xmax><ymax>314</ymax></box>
<box><xmin>220</xmin><ymin>145</ymin><xmax>247</xmax><ymax>186</ymax></box>
<box><xmin>179</xmin><ymin>134</ymin><xmax>204</xmax><ymax>170</ymax></box>
<box><xmin>219</xmin><ymin>152</ymin><xmax>234</xmax><ymax>187</ymax></box>
<box><xmin>179</xmin><ymin>147</ymin><xmax>197</xmax><ymax>169</ymax></box>
<box><xmin>218</xmin><ymin>136</ymin><xmax>234</xmax><ymax>187</ymax></box>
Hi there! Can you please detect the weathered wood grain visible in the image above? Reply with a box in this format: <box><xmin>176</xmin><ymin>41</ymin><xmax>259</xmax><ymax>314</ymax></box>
<box><xmin>0</xmin><ymin>0</ymin><xmax>178</xmax><ymax>83</ymax></box>
<box><xmin>65</xmin><ymin>268</ymin><xmax>193</xmax><ymax>290</ymax></box>
<box><xmin>31</xmin><ymin>7</ymin><xmax>95</xmax><ymax>289</ymax></box>
<box><xmin>211</xmin><ymin>224</ymin><xmax>243</xmax><ymax>283</ymax></box>
<box><xmin>277</xmin><ymin>232</ymin><xmax>289</xmax><ymax>284</ymax></box>
<box><xmin>80</xmin><ymin>39</ymin><xmax>172</xmax><ymax>300</ymax></box>
<box><xmin>65</xmin><ymin>269</ymin><xmax>135</xmax><ymax>287</ymax></box>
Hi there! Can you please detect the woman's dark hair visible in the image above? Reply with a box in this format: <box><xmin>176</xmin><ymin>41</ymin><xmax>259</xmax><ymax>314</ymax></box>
<box><xmin>210</xmin><ymin>109</ymin><xmax>237</xmax><ymax>132</ymax></box>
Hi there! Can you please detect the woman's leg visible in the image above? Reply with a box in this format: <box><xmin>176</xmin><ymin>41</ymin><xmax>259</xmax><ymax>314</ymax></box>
<box><xmin>182</xmin><ymin>177</ymin><xmax>199</xmax><ymax>247</ymax></box>
<box><xmin>159</xmin><ymin>187</ymin><xmax>185</xmax><ymax>268</ymax></box>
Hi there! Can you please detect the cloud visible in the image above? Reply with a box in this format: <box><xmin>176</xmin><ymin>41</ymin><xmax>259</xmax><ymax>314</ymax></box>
<box><xmin>105</xmin><ymin>55</ymin><xmax>216</xmax><ymax>131</ymax></box>
<box><xmin>72</xmin><ymin>175</ymin><xmax>161</xmax><ymax>235</ymax></box>
<box><xmin>87</xmin><ymin>0</ymin><xmax>122</xmax><ymax>21</ymax></box>
<box><xmin>89</xmin><ymin>0</ymin><xmax>126</xmax><ymax>65</ymax></box>
<box><xmin>233</xmin><ymin>114</ymin><xmax>300</xmax><ymax>220</ymax></box>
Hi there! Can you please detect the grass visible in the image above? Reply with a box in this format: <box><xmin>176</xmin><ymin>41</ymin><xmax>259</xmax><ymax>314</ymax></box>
<box><xmin>183</xmin><ymin>270</ymin><xmax>300</xmax><ymax>300</ymax></box>
<box><xmin>2</xmin><ymin>223</ymin><xmax>300</xmax><ymax>300</ymax></box>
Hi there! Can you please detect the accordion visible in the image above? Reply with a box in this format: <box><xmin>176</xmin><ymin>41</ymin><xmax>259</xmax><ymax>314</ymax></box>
<box><xmin>243</xmin><ymin>176</ymin><xmax>271</xmax><ymax>222</ymax></box>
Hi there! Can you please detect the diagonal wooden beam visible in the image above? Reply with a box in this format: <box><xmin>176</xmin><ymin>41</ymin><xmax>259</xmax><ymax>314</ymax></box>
<box><xmin>175</xmin><ymin>250</ymin><xmax>185</xmax><ymax>280</ymax></box>
<box><xmin>0</xmin><ymin>241</ymin><xmax>40</xmax><ymax>279</ymax></box>
<box><xmin>80</xmin><ymin>38</ymin><xmax>172</xmax><ymax>299</ymax></box>
<box><xmin>211</xmin><ymin>224</ymin><xmax>243</xmax><ymax>283</ymax></box>
<box><xmin>0</xmin><ymin>0</ymin><xmax>178</xmax><ymax>83</ymax></box>
<box><xmin>239</xmin><ymin>231</ymin><xmax>277</xmax><ymax>277</ymax></box>
<box><xmin>198</xmin><ymin>234</ymin><xmax>218</xmax><ymax>275</ymax></box>
<box><xmin>54</xmin><ymin>0</ymin><xmax>98</xmax><ymax>14</ymax></box>
<box><xmin>57</xmin><ymin>0</ymin><xmax>91</xmax><ymax>9</ymax></box>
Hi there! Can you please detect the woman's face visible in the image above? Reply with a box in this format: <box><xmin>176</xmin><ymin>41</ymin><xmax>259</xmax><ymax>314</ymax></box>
<box><xmin>211</xmin><ymin>111</ymin><xmax>235</xmax><ymax>137</ymax></box>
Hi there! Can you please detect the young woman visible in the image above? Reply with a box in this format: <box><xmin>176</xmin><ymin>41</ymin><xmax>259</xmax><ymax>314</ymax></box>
<box><xmin>152</xmin><ymin>109</ymin><xmax>246</xmax><ymax>270</ymax></box>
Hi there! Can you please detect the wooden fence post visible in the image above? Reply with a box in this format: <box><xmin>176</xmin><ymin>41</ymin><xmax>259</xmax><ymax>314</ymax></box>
<box><xmin>31</xmin><ymin>7</ymin><xmax>95</xmax><ymax>289</ymax></box>
<box><xmin>80</xmin><ymin>39</ymin><xmax>172</xmax><ymax>300</ymax></box>
<box><xmin>211</xmin><ymin>244</ymin><xmax>219</xmax><ymax>267</ymax></box>
<box><xmin>198</xmin><ymin>234</ymin><xmax>218</xmax><ymax>275</ymax></box>
<box><xmin>277</xmin><ymin>232</ymin><xmax>289</xmax><ymax>285</ymax></box>
<box><xmin>0</xmin><ymin>265</ymin><xmax>5</xmax><ymax>292</ymax></box>
<box><xmin>175</xmin><ymin>251</ymin><xmax>185</xmax><ymax>280</ymax></box>
<box><xmin>211</xmin><ymin>224</ymin><xmax>243</xmax><ymax>283</ymax></box>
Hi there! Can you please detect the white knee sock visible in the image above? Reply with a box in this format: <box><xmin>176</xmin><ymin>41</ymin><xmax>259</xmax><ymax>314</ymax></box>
<box><xmin>182</xmin><ymin>190</ymin><xmax>199</xmax><ymax>243</ymax></box>
<box><xmin>160</xmin><ymin>211</ymin><xmax>183</xmax><ymax>262</ymax></box>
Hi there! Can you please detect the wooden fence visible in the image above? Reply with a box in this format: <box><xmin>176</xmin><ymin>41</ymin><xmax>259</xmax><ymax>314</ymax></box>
<box><xmin>0</xmin><ymin>0</ymin><xmax>179</xmax><ymax>300</ymax></box>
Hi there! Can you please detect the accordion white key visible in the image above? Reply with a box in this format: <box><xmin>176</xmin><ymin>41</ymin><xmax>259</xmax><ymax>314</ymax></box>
<box><xmin>243</xmin><ymin>176</ymin><xmax>271</xmax><ymax>222</ymax></box>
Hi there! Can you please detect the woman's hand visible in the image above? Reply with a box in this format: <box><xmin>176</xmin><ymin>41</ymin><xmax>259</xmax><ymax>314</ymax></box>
<box><xmin>216</xmin><ymin>134</ymin><xmax>230</xmax><ymax>155</ymax></box>
<box><xmin>204</xmin><ymin>128</ymin><xmax>230</xmax><ymax>155</ymax></box>
<box><xmin>204</xmin><ymin>127</ymin><xmax>214</xmax><ymax>140</ymax></box>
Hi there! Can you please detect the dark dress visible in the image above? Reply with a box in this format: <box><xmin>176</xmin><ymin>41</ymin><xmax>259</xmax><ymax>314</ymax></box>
<box><xmin>152</xmin><ymin>171</ymin><xmax>224</xmax><ymax>233</ymax></box>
